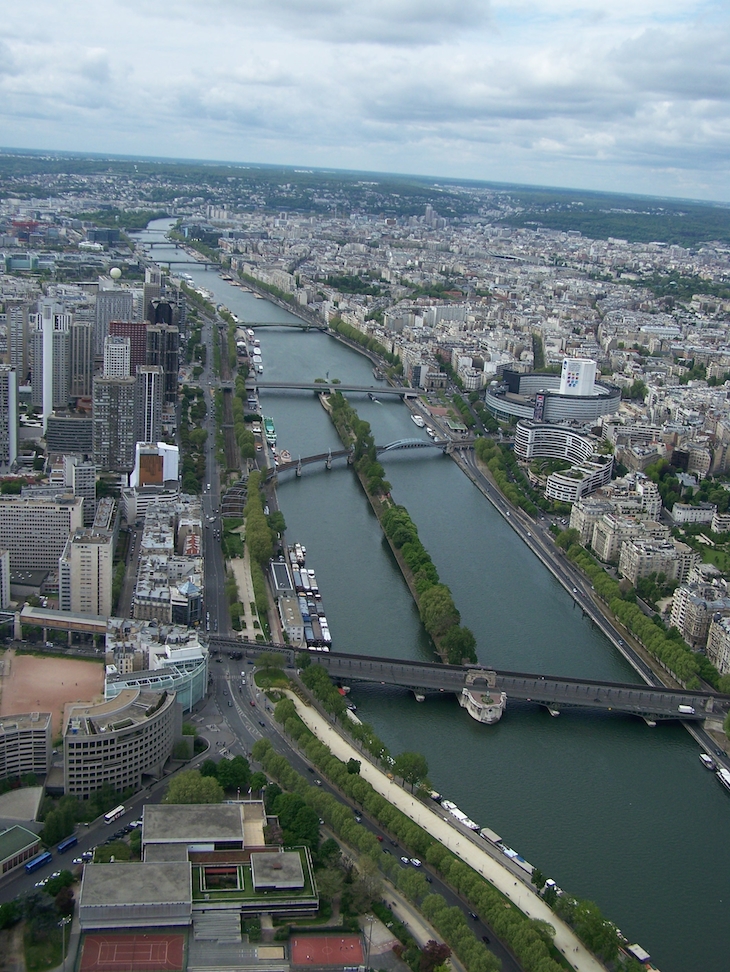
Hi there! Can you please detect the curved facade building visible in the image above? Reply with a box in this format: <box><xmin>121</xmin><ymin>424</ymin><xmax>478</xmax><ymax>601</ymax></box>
<box><xmin>515</xmin><ymin>420</ymin><xmax>614</xmax><ymax>504</ymax></box>
<box><xmin>485</xmin><ymin>362</ymin><xmax>621</xmax><ymax>425</ymax></box>
<box><xmin>64</xmin><ymin>688</ymin><xmax>180</xmax><ymax>799</ymax></box>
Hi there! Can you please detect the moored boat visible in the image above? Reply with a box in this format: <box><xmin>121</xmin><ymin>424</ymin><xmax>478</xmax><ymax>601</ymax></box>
<box><xmin>411</xmin><ymin>414</ymin><xmax>425</xmax><ymax>428</ymax></box>
<box><xmin>717</xmin><ymin>767</ymin><xmax>730</xmax><ymax>792</ymax></box>
<box><xmin>700</xmin><ymin>752</ymin><xmax>716</xmax><ymax>770</ymax></box>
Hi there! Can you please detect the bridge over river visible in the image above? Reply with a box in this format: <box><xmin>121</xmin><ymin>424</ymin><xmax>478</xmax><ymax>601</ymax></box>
<box><xmin>264</xmin><ymin>438</ymin><xmax>461</xmax><ymax>479</ymax></box>
<box><xmin>208</xmin><ymin>639</ymin><xmax>727</xmax><ymax>724</ymax></box>
<box><xmin>253</xmin><ymin>380</ymin><xmax>419</xmax><ymax>399</ymax></box>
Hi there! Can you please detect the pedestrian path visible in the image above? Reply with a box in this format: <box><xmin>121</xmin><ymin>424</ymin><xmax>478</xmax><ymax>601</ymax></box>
<box><xmin>285</xmin><ymin>692</ymin><xmax>607</xmax><ymax>972</ymax></box>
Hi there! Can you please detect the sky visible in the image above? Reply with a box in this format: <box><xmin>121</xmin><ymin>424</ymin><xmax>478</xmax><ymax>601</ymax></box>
<box><xmin>1</xmin><ymin>1</ymin><xmax>729</xmax><ymax>202</ymax></box>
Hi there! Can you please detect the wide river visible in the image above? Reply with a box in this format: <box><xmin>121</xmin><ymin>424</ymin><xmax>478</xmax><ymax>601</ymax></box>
<box><xmin>139</xmin><ymin>221</ymin><xmax>729</xmax><ymax>972</ymax></box>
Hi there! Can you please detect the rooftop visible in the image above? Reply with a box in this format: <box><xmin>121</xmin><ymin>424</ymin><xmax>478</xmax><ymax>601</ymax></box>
<box><xmin>80</xmin><ymin>861</ymin><xmax>192</xmax><ymax>907</ymax></box>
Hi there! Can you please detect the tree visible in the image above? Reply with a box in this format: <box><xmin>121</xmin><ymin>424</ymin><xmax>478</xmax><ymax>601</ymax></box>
<box><xmin>55</xmin><ymin>885</ymin><xmax>75</xmax><ymax>918</ymax></box>
<box><xmin>250</xmin><ymin>771</ymin><xmax>268</xmax><ymax>792</ymax></box>
<box><xmin>217</xmin><ymin>755</ymin><xmax>251</xmax><ymax>792</ymax></box>
<box><xmin>392</xmin><ymin>751</ymin><xmax>429</xmax><ymax>791</ymax></box>
<box><xmin>420</xmin><ymin>941</ymin><xmax>451</xmax><ymax>972</ymax></box>
<box><xmin>347</xmin><ymin>758</ymin><xmax>361</xmax><ymax>775</ymax></box>
<box><xmin>531</xmin><ymin>867</ymin><xmax>548</xmax><ymax>890</ymax></box>
<box><xmin>257</xmin><ymin>652</ymin><xmax>285</xmax><ymax>672</ymax></box>
<box><xmin>315</xmin><ymin>866</ymin><xmax>344</xmax><ymax>901</ymax></box>
<box><xmin>163</xmin><ymin>770</ymin><xmax>224</xmax><ymax>804</ymax></box>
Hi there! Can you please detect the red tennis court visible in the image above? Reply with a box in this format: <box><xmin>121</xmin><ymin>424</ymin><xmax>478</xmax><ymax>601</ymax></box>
<box><xmin>291</xmin><ymin>934</ymin><xmax>364</xmax><ymax>966</ymax></box>
<box><xmin>80</xmin><ymin>933</ymin><xmax>185</xmax><ymax>972</ymax></box>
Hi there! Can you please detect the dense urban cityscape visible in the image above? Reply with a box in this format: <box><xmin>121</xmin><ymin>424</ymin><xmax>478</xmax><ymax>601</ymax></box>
<box><xmin>0</xmin><ymin>151</ymin><xmax>729</xmax><ymax>972</ymax></box>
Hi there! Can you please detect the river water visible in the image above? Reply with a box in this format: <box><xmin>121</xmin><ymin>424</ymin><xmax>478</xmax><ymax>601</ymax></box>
<box><xmin>138</xmin><ymin>221</ymin><xmax>729</xmax><ymax>972</ymax></box>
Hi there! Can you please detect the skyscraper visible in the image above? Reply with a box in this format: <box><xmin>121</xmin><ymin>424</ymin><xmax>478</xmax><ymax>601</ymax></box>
<box><xmin>103</xmin><ymin>335</ymin><xmax>131</xmax><ymax>378</ymax></box>
<box><xmin>92</xmin><ymin>375</ymin><xmax>137</xmax><ymax>472</ymax></box>
<box><xmin>0</xmin><ymin>365</ymin><xmax>18</xmax><ymax>472</ymax></box>
<box><xmin>109</xmin><ymin>320</ymin><xmax>148</xmax><ymax>373</ymax></box>
<box><xmin>6</xmin><ymin>302</ymin><xmax>29</xmax><ymax>381</ymax></box>
<box><xmin>32</xmin><ymin>300</ymin><xmax>71</xmax><ymax>426</ymax></box>
<box><xmin>146</xmin><ymin>324</ymin><xmax>179</xmax><ymax>404</ymax></box>
<box><xmin>70</xmin><ymin>321</ymin><xmax>95</xmax><ymax>398</ymax></box>
<box><xmin>135</xmin><ymin>365</ymin><xmax>163</xmax><ymax>444</ymax></box>
<box><xmin>95</xmin><ymin>287</ymin><xmax>134</xmax><ymax>355</ymax></box>
<box><xmin>142</xmin><ymin>268</ymin><xmax>162</xmax><ymax>323</ymax></box>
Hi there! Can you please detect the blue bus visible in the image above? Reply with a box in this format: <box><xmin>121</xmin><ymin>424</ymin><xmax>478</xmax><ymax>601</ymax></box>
<box><xmin>25</xmin><ymin>850</ymin><xmax>53</xmax><ymax>874</ymax></box>
<box><xmin>57</xmin><ymin>834</ymin><xmax>78</xmax><ymax>854</ymax></box>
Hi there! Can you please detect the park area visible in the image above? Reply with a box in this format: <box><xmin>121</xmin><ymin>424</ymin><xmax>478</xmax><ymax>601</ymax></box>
<box><xmin>0</xmin><ymin>650</ymin><xmax>104</xmax><ymax>734</ymax></box>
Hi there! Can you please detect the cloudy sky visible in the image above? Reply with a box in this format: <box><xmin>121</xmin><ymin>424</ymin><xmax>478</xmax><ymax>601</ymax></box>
<box><xmin>2</xmin><ymin>1</ymin><xmax>728</xmax><ymax>201</ymax></box>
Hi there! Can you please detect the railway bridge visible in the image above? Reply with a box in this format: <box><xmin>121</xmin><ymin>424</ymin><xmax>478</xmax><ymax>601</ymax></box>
<box><xmin>207</xmin><ymin>640</ymin><xmax>727</xmax><ymax>724</ymax></box>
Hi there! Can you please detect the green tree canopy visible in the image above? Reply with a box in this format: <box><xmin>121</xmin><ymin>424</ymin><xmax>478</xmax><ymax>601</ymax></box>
<box><xmin>163</xmin><ymin>770</ymin><xmax>224</xmax><ymax>804</ymax></box>
<box><xmin>392</xmin><ymin>751</ymin><xmax>429</xmax><ymax>791</ymax></box>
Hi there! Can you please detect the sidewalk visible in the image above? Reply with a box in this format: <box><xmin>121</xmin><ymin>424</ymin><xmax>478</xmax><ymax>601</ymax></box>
<box><xmin>285</xmin><ymin>692</ymin><xmax>607</xmax><ymax>972</ymax></box>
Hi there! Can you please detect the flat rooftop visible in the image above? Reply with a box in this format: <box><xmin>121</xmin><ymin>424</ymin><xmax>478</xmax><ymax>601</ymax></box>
<box><xmin>0</xmin><ymin>825</ymin><xmax>40</xmax><ymax>862</ymax></box>
<box><xmin>251</xmin><ymin>850</ymin><xmax>305</xmax><ymax>890</ymax></box>
<box><xmin>81</xmin><ymin>861</ymin><xmax>192</xmax><ymax>907</ymax></box>
<box><xmin>143</xmin><ymin>803</ymin><xmax>244</xmax><ymax>845</ymax></box>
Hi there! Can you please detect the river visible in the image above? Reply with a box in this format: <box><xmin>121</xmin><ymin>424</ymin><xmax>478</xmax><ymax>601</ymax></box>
<box><xmin>136</xmin><ymin>221</ymin><xmax>730</xmax><ymax>972</ymax></box>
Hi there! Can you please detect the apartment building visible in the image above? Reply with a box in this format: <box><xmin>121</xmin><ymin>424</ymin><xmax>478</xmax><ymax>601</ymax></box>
<box><xmin>706</xmin><ymin>616</ymin><xmax>730</xmax><ymax>676</ymax></box>
<box><xmin>0</xmin><ymin>712</ymin><xmax>52</xmax><ymax>782</ymax></box>
<box><xmin>58</xmin><ymin>529</ymin><xmax>113</xmax><ymax>618</ymax></box>
<box><xmin>619</xmin><ymin>538</ymin><xmax>699</xmax><ymax>586</ymax></box>
<box><xmin>669</xmin><ymin>583</ymin><xmax>730</xmax><ymax>648</ymax></box>
<box><xmin>63</xmin><ymin>688</ymin><xmax>180</xmax><ymax>799</ymax></box>
<box><xmin>0</xmin><ymin>495</ymin><xmax>83</xmax><ymax>570</ymax></box>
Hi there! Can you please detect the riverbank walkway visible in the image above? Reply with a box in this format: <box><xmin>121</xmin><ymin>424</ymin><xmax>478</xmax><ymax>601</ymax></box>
<box><xmin>284</xmin><ymin>691</ymin><xmax>607</xmax><ymax>972</ymax></box>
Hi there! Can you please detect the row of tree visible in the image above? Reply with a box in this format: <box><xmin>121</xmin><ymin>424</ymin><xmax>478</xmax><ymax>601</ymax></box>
<box><xmin>41</xmin><ymin>786</ymin><xmax>130</xmax><ymax>846</ymax></box>
<box><xmin>266</xmin><ymin>701</ymin><xmax>645</xmax><ymax>971</ymax></box>
<box><xmin>381</xmin><ymin>505</ymin><xmax>477</xmax><ymax>663</ymax></box>
<box><xmin>557</xmin><ymin>528</ymin><xmax>725</xmax><ymax>689</ymax></box>
<box><xmin>329</xmin><ymin>316</ymin><xmax>402</xmax><ymax>372</ymax></box>
<box><xmin>328</xmin><ymin>392</ymin><xmax>391</xmax><ymax>497</ymax></box>
<box><xmin>253</xmin><ymin>726</ymin><xmax>568</xmax><ymax>972</ymax></box>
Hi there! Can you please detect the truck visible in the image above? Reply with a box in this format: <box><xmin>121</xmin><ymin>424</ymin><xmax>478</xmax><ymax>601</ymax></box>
<box><xmin>678</xmin><ymin>704</ymin><xmax>696</xmax><ymax>715</ymax></box>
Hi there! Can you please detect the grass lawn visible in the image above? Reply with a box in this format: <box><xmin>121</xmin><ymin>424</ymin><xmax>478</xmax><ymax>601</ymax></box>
<box><xmin>25</xmin><ymin>926</ymin><xmax>63</xmax><ymax>972</ymax></box>
<box><xmin>702</xmin><ymin>548</ymin><xmax>730</xmax><ymax>573</ymax></box>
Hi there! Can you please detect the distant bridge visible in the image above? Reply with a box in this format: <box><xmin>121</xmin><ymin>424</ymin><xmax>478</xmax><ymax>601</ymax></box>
<box><xmin>253</xmin><ymin>380</ymin><xmax>419</xmax><ymax>399</ymax></box>
<box><xmin>265</xmin><ymin>438</ymin><xmax>458</xmax><ymax>479</ymax></box>
<box><xmin>240</xmin><ymin>321</ymin><xmax>328</xmax><ymax>332</ymax></box>
<box><xmin>207</xmin><ymin>639</ymin><xmax>727</xmax><ymax>724</ymax></box>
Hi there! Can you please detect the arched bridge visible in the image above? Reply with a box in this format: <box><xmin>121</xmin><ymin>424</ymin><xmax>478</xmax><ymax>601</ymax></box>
<box><xmin>265</xmin><ymin>438</ymin><xmax>462</xmax><ymax>479</ymax></box>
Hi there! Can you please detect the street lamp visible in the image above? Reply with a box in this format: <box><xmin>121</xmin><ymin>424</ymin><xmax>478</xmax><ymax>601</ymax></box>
<box><xmin>59</xmin><ymin>916</ymin><xmax>71</xmax><ymax>972</ymax></box>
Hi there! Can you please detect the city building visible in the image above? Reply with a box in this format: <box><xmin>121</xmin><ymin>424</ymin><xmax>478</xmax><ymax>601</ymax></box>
<box><xmin>64</xmin><ymin>455</ymin><xmax>96</xmax><ymax>526</ymax></box>
<box><xmin>0</xmin><ymin>549</ymin><xmax>9</xmax><ymax>609</ymax></box>
<box><xmin>95</xmin><ymin>287</ymin><xmax>134</xmax><ymax>355</ymax></box>
<box><xmin>0</xmin><ymin>364</ymin><xmax>18</xmax><ymax>471</ymax></box>
<box><xmin>706</xmin><ymin>615</ymin><xmax>730</xmax><ymax>676</ymax></box>
<box><xmin>69</xmin><ymin>320</ymin><xmax>94</xmax><ymax>398</ymax></box>
<box><xmin>31</xmin><ymin>300</ymin><xmax>71</xmax><ymax>425</ymax></box>
<box><xmin>58</xmin><ymin>529</ymin><xmax>113</xmax><ymax>617</ymax></box>
<box><xmin>669</xmin><ymin>583</ymin><xmax>730</xmax><ymax>648</ymax></box>
<box><xmin>134</xmin><ymin>365</ymin><xmax>163</xmax><ymax>444</ymax></box>
<box><xmin>129</xmin><ymin>442</ymin><xmax>179</xmax><ymax>490</ymax></box>
<box><xmin>5</xmin><ymin>301</ymin><xmax>29</xmax><ymax>380</ymax></box>
<box><xmin>109</xmin><ymin>320</ymin><xmax>149</xmax><ymax>374</ymax></box>
<box><xmin>485</xmin><ymin>359</ymin><xmax>621</xmax><ymax>425</ymax></box>
<box><xmin>146</xmin><ymin>323</ymin><xmax>180</xmax><ymax>404</ymax></box>
<box><xmin>0</xmin><ymin>826</ymin><xmax>42</xmax><ymax>877</ymax></box>
<box><xmin>514</xmin><ymin>420</ymin><xmax>614</xmax><ymax>504</ymax></box>
<box><xmin>0</xmin><ymin>712</ymin><xmax>52</xmax><ymax>783</ymax></box>
<box><xmin>92</xmin><ymin>375</ymin><xmax>137</xmax><ymax>472</ymax></box>
<box><xmin>63</xmin><ymin>687</ymin><xmax>181</xmax><ymax>799</ymax></box>
<box><xmin>103</xmin><ymin>335</ymin><xmax>131</xmax><ymax>378</ymax></box>
<box><xmin>618</xmin><ymin>538</ymin><xmax>699</xmax><ymax>587</ymax></box>
<box><xmin>45</xmin><ymin>412</ymin><xmax>93</xmax><ymax>456</ymax></box>
<box><xmin>0</xmin><ymin>495</ymin><xmax>83</xmax><ymax>570</ymax></box>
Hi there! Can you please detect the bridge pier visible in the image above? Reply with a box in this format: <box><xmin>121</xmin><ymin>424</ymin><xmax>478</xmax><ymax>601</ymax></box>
<box><xmin>326</xmin><ymin>448</ymin><xmax>332</xmax><ymax>470</ymax></box>
<box><xmin>413</xmin><ymin>689</ymin><xmax>426</xmax><ymax>702</ymax></box>
<box><xmin>296</xmin><ymin>458</ymin><xmax>302</xmax><ymax>478</ymax></box>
